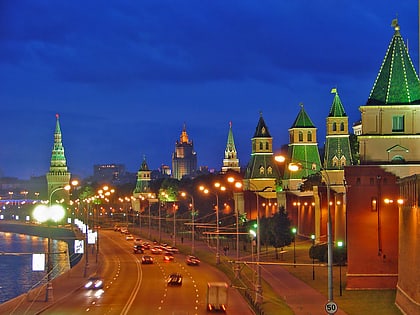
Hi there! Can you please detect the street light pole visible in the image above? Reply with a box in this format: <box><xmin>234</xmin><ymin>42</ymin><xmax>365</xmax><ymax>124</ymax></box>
<box><xmin>292</xmin><ymin>227</ymin><xmax>297</xmax><ymax>267</ymax></box>
<box><xmin>255</xmin><ymin>191</ymin><xmax>262</xmax><ymax>304</ymax></box>
<box><xmin>200</xmin><ymin>184</ymin><xmax>225</xmax><ymax>264</ymax></box>
<box><xmin>311</xmin><ymin>234</ymin><xmax>316</xmax><ymax>280</ymax></box>
<box><xmin>216</xmin><ymin>191</ymin><xmax>220</xmax><ymax>264</ymax></box>
<box><xmin>173</xmin><ymin>203</ymin><xmax>177</xmax><ymax>246</ymax></box>
<box><xmin>246</xmin><ymin>183</ymin><xmax>272</xmax><ymax>304</ymax></box>
<box><xmin>181</xmin><ymin>192</ymin><xmax>195</xmax><ymax>254</ymax></box>
<box><xmin>325</xmin><ymin>172</ymin><xmax>334</xmax><ymax>304</ymax></box>
<box><xmin>284</xmin><ymin>158</ymin><xmax>335</xmax><ymax>308</ymax></box>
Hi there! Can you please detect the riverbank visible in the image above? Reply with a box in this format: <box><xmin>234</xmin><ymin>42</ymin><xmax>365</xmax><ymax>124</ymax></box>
<box><xmin>0</xmin><ymin>221</ymin><xmax>83</xmax><ymax>268</ymax></box>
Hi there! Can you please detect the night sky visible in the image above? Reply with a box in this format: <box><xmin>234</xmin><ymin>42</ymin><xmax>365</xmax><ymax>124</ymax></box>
<box><xmin>1</xmin><ymin>1</ymin><xmax>418</xmax><ymax>179</ymax></box>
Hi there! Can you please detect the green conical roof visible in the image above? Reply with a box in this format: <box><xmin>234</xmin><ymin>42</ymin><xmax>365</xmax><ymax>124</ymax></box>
<box><xmin>226</xmin><ymin>121</ymin><xmax>237</xmax><ymax>152</ymax></box>
<box><xmin>291</xmin><ymin>104</ymin><xmax>315</xmax><ymax>128</ymax></box>
<box><xmin>253</xmin><ymin>112</ymin><xmax>271</xmax><ymax>138</ymax></box>
<box><xmin>50</xmin><ymin>113</ymin><xmax>67</xmax><ymax>167</ymax></box>
<box><xmin>367</xmin><ymin>19</ymin><xmax>420</xmax><ymax>105</ymax></box>
<box><xmin>284</xmin><ymin>144</ymin><xmax>321</xmax><ymax>180</ymax></box>
<box><xmin>140</xmin><ymin>155</ymin><xmax>149</xmax><ymax>171</ymax></box>
<box><xmin>328</xmin><ymin>89</ymin><xmax>347</xmax><ymax>117</ymax></box>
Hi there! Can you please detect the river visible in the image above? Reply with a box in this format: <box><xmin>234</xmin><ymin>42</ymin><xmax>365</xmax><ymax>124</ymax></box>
<box><xmin>0</xmin><ymin>231</ymin><xmax>70</xmax><ymax>304</ymax></box>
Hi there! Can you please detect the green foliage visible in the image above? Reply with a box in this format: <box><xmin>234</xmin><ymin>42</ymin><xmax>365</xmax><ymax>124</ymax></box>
<box><xmin>349</xmin><ymin>133</ymin><xmax>360</xmax><ymax>165</ymax></box>
<box><xmin>309</xmin><ymin>243</ymin><xmax>347</xmax><ymax>264</ymax></box>
<box><xmin>268</xmin><ymin>207</ymin><xmax>293</xmax><ymax>248</ymax></box>
<box><xmin>300</xmin><ymin>173</ymin><xmax>322</xmax><ymax>191</ymax></box>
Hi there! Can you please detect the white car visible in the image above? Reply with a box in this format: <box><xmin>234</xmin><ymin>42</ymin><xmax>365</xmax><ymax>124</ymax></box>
<box><xmin>126</xmin><ymin>234</ymin><xmax>134</xmax><ymax>241</ymax></box>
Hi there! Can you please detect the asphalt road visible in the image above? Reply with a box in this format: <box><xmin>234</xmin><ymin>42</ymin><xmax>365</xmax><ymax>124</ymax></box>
<box><xmin>41</xmin><ymin>229</ymin><xmax>254</xmax><ymax>315</ymax></box>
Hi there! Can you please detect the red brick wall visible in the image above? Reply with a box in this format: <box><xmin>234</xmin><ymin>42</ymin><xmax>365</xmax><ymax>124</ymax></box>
<box><xmin>345</xmin><ymin>166</ymin><xmax>399</xmax><ymax>289</ymax></box>
<box><xmin>395</xmin><ymin>175</ymin><xmax>420</xmax><ymax>314</ymax></box>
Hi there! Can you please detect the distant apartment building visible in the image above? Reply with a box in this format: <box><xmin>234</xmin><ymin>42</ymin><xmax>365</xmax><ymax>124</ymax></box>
<box><xmin>93</xmin><ymin>163</ymin><xmax>126</xmax><ymax>182</ymax></box>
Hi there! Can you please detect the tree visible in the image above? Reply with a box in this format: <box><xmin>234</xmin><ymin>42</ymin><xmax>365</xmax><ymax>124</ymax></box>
<box><xmin>268</xmin><ymin>207</ymin><xmax>292</xmax><ymax>259</ymax></box>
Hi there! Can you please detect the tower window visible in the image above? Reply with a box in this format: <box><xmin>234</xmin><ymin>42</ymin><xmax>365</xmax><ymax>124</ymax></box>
<box><xmin>332</xmin><ymin>122</ymin><xmax>337</xmax><ymax>131</ymax></box>
<box><xmin>265</xmin><ymin>142</ymin><xmax>269</xmax><ymax>150</ymax></box>
<box><xmin>340</xmin><ymin>122</ymin><xmax>344</xmax><ymax>131</ymax></box>
<box><xmin>307</xmin><ymin>131</ymin><xmax>312</xmax><ymax>142</ymax></box>
<box><xmin>259</xmin><ymin>166</ymin><xmax>265</xmax><ymax>174</ymax></box>
<box><xmin>298</xmin><ymin>131</ymin><xmax>303</xmax><ymax>142</ymax></box>
<box><xmin>340</xmin><ymin>156</ymin><xmax>346</xmax><ymax>166</ymax></box>
<box><xmin>259</xmin><ymin>142</ymin><xmax>263</xmax><ymax>150</ymax></box>
<box><xmin>392</xmin><ymin>115</ymin><xmax>404</xmax><ymax>132</ymax></box>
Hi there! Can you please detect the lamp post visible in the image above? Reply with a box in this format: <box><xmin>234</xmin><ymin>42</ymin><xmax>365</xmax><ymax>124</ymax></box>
<box><xmin>292</xmin><ymin>227</ymin><xmax>297</xmax><ymax>267</ymax></box>
<box><xmin>181</xmin><ymin>192</ymin><xmax>195</xmax><ymax>254</ymax></box>
<box><xmin>33</xmin><ymin>200</ymin><xmax>66</xmax><ymax>302</ymax></box>
<box><xmin>159</xmin><ymin>191</ymin><xmax>168</xmax><ymax>243</ymax></box>
<box><xmin>337</xmin><ymin>240</ymin><xmax>344</xmax><ymax>296</ymax></box>
<box><xmin>200</xmin><ymin>183</ymin><xmax>226</xmax><ymax>264</ymax></box>
<box><xmin>172</xmin><ymin>202</ymin><xmax>178</xmax><ymax>246</ymax></box>
<box><xmin>311</xmin><ymin>234</ymin><xmax>316</xmax><ymax>280</ymax></box>
<box><xmin>245</xmin><ymin>182</ymin><xmax>272</xmax><ymax>304</ymax></box>
<box><xmin>286</xmin><ymin>160</ymin><xmax>335</xmax><ymax>308</ymax></box>
<box><xmin>227</xmin><ymin>177</ymin><xmax>243</xmax><ymax>263</ymax></box>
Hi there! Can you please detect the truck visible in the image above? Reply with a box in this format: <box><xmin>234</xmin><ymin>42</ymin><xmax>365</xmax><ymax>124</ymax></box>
<box><xmin>206</xmin><ymin>282</ymin><xmax>228</xmax><ymax>312</ymax></box>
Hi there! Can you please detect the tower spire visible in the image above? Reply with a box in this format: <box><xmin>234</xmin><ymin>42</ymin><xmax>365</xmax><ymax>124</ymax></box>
<box><xmin>46</xmin><ymin>114</ymin><xmax>71</xmax><ymax>202</ymax></box>
<box><xmin>221</xmin><ymin>121</ymin><xmax>240</xmax><ymax>173</ymax></box>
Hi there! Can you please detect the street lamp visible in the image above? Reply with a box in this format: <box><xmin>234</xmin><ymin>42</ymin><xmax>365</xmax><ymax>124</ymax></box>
<box><xmin>311</xmin><ymin>234</ymin><xmax>316</xmax><ymax>280</ymax></box>
<box><xmin>292</xmin><ymin>227</ymin><xmax>297</xmax><ymax>267</ymax></box>
<box><xmin>33</xmin><ymin>202</ymin><xmax>65</xmax><ymax>301</ymax></box>
<box><xmin>337</xmin><ymin>240</ymin><xmax>344</xmax><ymax>296</ymax></box>
<box><xmin>159</xmin><ymin>191</ymin><xmax>169</xmax><ymax>243</ymax></box>
<box><xmin>285</xmin><ymin>159</ymin><xmax>335</xmax><ymax>307</ymax></box>
<box><xmin>181</xmin><ymin>192</ymin><xmax>196</xmax><ymax>254</ymax></box>
<box><xmin>199</xmin><ymin>183</ymin><xmax>226</xmax><ymax>264</ymax></box>
<box><xmin>172</xmin><ymin>202</ymin><xmax>178</xmax><ymax>246</ymax></box>
<box><xmin>227</xmin><ymin>177</ymin><xmax>243</xmax><ymax>263</ymax></box>
<box><xmin>245</xmin><ymin>182</ymin><xmax>273</xmax><ymax>304</ymax></box>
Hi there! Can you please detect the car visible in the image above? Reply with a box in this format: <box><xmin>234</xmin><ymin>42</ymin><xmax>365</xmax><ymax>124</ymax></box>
<box><xmin>142</xmin><ymin>242</ymin><xmax>151</xmax><ymax>250</ymax></box>
<box><xmin>186</xmin><ymin>255</ymin><xmax>200</xmax><ymax>266</ymax></box>
<box><xmin>84</xmin><ymin>276</ymin><xmax>104</xmax><ymax>290</ymax></box>
<box><xmin>167</xmin><ymin>273</ymin><xmax>182</xmax><ymax>286</ymax></box>
<box><xmin>151</xmin><ymin>246</ymin><xmax>162</xmax><ymax>254</ymax></box>
<box><xmin>163</xmin><ymin>251</ymin><xmax>174</xmax><ymax>262</ymax></box>
<box><xmin>126</xmin><ymin>234</ymin><xmax>134</xmax><ymax>241</ymax></box>
<box><xmin>141</xmin><ymin>255</ymin><xmax>153</xmax><ymax>264</ymax></box>
<box><xmin>134</xmin><ymin>238</ymin><xmax>142</xmax><ymax>245</ymax></box>
<box><xmin>165</xmin><ymin>246</ymin><xmax>179</xmax><ymax>253</ymax></box>
<box><xmin>133</xmin><ymin>245</ymin><xmax>144</xmax><ymax>254</ymax></box>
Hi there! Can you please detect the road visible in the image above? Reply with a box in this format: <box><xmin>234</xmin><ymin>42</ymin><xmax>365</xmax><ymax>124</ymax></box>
<box><xmin>42</xmin><ymin>229</ymin><xmax>253</xmax><ymax>315</ymax></box>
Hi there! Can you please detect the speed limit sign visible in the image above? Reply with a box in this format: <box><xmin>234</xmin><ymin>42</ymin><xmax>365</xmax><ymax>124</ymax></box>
<box><xmin>325</xmin><ymin>301</ymin><xmax>338</xmax><ymax>314</ymax></box>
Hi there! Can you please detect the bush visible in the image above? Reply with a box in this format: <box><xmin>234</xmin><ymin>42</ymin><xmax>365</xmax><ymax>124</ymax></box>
<box><xmin>309</xmin><ymin>243</ymin><xmax>347</xmax><ymax>264</ymax></box>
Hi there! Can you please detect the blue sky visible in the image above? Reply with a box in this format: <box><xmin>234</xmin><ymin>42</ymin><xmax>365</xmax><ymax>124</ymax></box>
<box><xmin>1</xmin><ymin>1</ymin><xmax>418</xmax><ymax>179</ymax></box>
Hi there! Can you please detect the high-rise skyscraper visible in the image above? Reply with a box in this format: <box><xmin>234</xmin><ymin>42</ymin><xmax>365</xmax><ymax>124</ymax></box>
<box><xmin>172</xmin><ymin>124</ymin><xmax>197</xmax><ymax>180</ymax></box>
